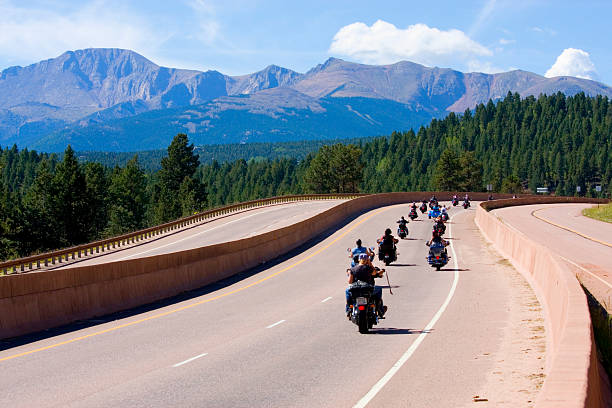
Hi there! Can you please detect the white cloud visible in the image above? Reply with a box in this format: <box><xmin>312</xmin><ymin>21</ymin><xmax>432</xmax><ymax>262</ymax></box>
<box><xmin>467</xmin><ymin>60</ymin><xmax>505</xmax><ymax>74</ymax></box>
<box><xmin>187</xmin><ymin>0</ymin><xmax>221</xmax><ymax>45</ymax></box>
<box><xmin>499</xmin><ymin>38</ymin><xmax>515</xmax><ymax>45</ymax></box>
<box><xmin>328</xmin><ymin>20</ymin><xmax>492</xmax><ymax>68</ymax></box>
<box><xmin>545</xmin><ymin>48</ymin><xmax>598</xmax><ymax>80</ymax></box>
<box><xmin>469</xmin><ymin>0</ymin><xmax>498</xmax><ymax>36</ymax></box>
<box><xmin>532</xmin><ymin>26</ymin><xmax>557</xmax><ymax>36</ymax></box>
<box><xmin>0</xmin><ymin>1</ymin><xmax>165</xmax><ymax>66</ymax></box>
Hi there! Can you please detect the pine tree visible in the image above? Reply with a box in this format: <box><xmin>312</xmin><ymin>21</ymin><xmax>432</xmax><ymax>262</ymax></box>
<box><xmin>152</xmin><ymin>134</ymin><xmax>204</xmax><ymax>223</ymax></box>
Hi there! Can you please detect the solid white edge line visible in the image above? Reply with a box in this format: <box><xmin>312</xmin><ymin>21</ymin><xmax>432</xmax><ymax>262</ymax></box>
<box><xmin>173</xmin><ymin>352</ymin><xmax>209</xmax><ymax>368</ymax></box>
<box><xmin>266</xmin><ymin>319</ymin><xmax>286</xmax><ymax>329</ymax></box>
<box><xmin>353</xmin><ymin>215</ymin><xmax>460</xmax><ymax>408</ymax></box>
<box><xmin>321</xmin><ymin>297</ymin><xmax>333</xmax><ymax>303</ymax></box>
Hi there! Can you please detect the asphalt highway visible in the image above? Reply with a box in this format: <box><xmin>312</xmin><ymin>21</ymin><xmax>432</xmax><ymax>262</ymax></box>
<box><xmin>0</xmin><ymin>202</ymin><xmax>544</xmax><ymax>407</ymax></box>
<box><xmin>492</xmin><ymin>203</ymin><xmax>612</xmax><ymax>306</ymax></box>
<box><xmin>56</xmin><ymin>199</ymin><xmax>347</xmax><ymax>268</ymax></box>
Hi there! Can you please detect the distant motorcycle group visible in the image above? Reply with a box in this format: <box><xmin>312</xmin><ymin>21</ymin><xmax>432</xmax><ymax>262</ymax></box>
<box><xmin>345</xmin><ymin>194</ymin><xmax>472</xmax><ymax>333</ymax></box>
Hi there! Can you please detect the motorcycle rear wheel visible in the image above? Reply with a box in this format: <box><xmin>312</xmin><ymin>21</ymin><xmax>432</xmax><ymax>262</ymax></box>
<box><xmin>358</xmin><ymin>311</ymin><xmax>369</xmax><ymax>333</ymax></box>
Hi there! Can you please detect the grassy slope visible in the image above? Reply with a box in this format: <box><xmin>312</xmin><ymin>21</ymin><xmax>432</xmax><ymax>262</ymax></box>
<box><xmin>582</xmin><ymin>203</ymin><xmax>612</xmax><ymax>223</ymax></box>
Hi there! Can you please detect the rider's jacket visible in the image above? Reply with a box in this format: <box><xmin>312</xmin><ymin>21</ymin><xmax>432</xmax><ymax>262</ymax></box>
<box><xmin>350</xmin><ymin>264</ymin><xmax>375</xmax><ymax>285</ymax></box>
<box><xmin>351</xmin><ymin>246</ymin><xmax>368</xmax><ymax>258</ymax></box>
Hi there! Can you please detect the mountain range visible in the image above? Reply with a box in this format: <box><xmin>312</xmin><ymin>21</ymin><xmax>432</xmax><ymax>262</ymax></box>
<box><xmin>1</xmin><ymin>48</ymin><xmax>611</xmax><ymax>152</ymax></box>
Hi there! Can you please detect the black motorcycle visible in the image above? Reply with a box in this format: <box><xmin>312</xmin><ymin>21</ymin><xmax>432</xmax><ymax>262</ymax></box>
<box><xmin>433</xmin><ymin>222</ymin><xmax>446</xmax><ymax>236</ymax></box>
<box><xmin>378</xmin><ymin>245</ymin><xmax>397</xmax><ymax>266</ymax></box>
<box><xmin>419</xmin><ymin>203</ymin><xmax>427</xmax><ymax>213</ymax></box>
<box><xmin>347</xmin><ymin>280</ymin><xmax>382</xmax><ymax>333</ymax></box>
<box><xmin>452</xmin><ymin>197</ymin><xmax>459</xmax><ymax>206</ymax></box>
<box><xmin>397</xmin><ymin>223</ymin><xmax>408</xmax><ymax>239</ymax></box>
<box><xmin>409</xmin><ymin>209</ymin><xmax>418</xmax><ymax>220</ymax></box>
<box><xmin>427</xmin><ymin>243</ymin><xmax>450</xmax><ymax>271</ymax></box>
<box><xmin>463</xmin><ymin>200</ymin><xmax>470</xmax><ymax>209</ymax></box>
<box><xmin>440</xmin><ymin>212</ymin><xmax>449</xmax><ymax>222</ymax></box>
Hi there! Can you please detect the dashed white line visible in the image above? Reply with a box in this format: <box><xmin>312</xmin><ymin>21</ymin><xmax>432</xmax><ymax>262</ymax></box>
<box><xmin>321</xmin><ymin>297</ymin><xmax>333</xmax><ymax>303</ymax></box>
<box><xmin>173</xmin><ymin>352</ymin><xmax>208</xmax><ymax>368</ymax></box>
<box><xmin>266</xmin><ymin>320</ymin><xmax>286</xmax><ymax>329</ymax></box>
<box><xmin>353</xmin><ymin>214</ymin><xmax>461</xmax><ymax>408</ymax></box>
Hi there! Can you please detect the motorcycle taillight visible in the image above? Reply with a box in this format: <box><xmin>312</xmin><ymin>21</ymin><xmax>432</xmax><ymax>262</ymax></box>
<box><xmin>358</xmin><ymin>305</ymin><xmax>366</xmax><ymax>311</ymax></box>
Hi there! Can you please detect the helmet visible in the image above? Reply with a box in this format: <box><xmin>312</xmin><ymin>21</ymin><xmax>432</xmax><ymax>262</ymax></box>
<box><xmin>356</xmin><ymin>239</ymin><xmax>362</xmax><ymax>247</ymax></box>
<box><xmin>358</xmin><ymin>253</ymin><xmax>369</xmax><ymax>261</ymax></box>
<box><xmin>385</xmin><ymin>228</ymin><xmax>392</xmax><ymax>235</ymax></box>
<box><xmin>442</xmin><ymin>208</ymin><xmax>447</xmax><ymax>212</ymax></box>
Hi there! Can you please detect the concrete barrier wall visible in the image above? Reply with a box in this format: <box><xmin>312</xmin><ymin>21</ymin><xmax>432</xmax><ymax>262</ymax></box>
<box><xmin>1</xmin><ymin>191</ymin><xmax>507</xmax><ymax>340</ymax></box>
<box><xmin>476</xmin><ymin>197</ymin><xmax>609</xmax><ymax>408</ymax></box>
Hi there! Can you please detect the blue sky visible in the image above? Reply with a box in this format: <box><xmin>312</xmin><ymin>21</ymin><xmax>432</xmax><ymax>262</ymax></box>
<box><xmin>0</xmin><ymin>0</ymin><xmax>610</xmax><ymax>85</ymax></box>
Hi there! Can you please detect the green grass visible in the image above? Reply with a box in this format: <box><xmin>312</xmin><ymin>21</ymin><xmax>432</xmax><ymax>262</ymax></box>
<box><xmin>583</xmin><ymin>203</ymin><xmax>612</xmax><ymax>223</ymax></box>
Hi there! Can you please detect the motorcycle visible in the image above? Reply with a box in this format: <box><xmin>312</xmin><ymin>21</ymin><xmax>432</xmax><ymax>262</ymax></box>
<box><xmin>409</xmin><ymin>209</ymin><xmax>418</xmax><ymax>220</ymax></box>
<box><xmin>433</xmin><ymin>222</ymin><xmax>446</xmax><ymax>236</ymax></box>
<box><xmin>347</xmin><ymin>279</ymin><xmax>383</xmax><ymax>333</ymax></box>
<box><xmin>378</xmin><ymin>244</ymin><xmax>397</xmax><ymax>266</ymax></box>
<box><xmin>440</xmin><ymin>212</ymin><xmax>449</xmax><ymax>222</ymax></box>
<box><xmin>419</xmin><ymin>203</ymin><xmax>427</xmax><ymax>213</ymax></box>
<box><xmin>463</xmin><ymin>200</ymin><xmax>470</xmax><ymax>209</ymax></box>
<box><xmin>426</xmin><ymin>243</ymin><xmax>450</xmax><ymax>271</ymax></box>
<box><xmin>429</xmin><ymin>199</ymin><xmax>438</xmax><ymax>209</ymax></box>
<box><xmin>428</xmin><ymin>207</ymin><xmax>441</xmax><ymax>219</ymax></box>
<box><xmin>397</xmin><ymin>224</ymin><xmax>408</xmax><ymax>239</ymax></box>
<box><xmin>452</xmin><ymin>197</ymin><xmax>459</xmax><ymax>206</ymax></box>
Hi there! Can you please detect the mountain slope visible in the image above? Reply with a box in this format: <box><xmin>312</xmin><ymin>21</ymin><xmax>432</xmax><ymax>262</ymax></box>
<box><xmin>1</xmin><ymin>48</ymin><xmax>611</xmax><ymax>151</ymax></box>
<box><xmin>31</xmin><ymin>88</ymin><xmax>437</xmax><ymax>151</ymax></box>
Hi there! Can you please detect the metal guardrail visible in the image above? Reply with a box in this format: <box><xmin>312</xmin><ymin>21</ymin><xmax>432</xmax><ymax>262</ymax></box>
<box><xmin>0</xmin><ymin>193</ymin><xmax>365</xmax><ymax>275</ymax></box>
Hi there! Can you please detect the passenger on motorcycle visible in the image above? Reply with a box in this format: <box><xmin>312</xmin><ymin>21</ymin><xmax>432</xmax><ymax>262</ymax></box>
<box><xmin>350</xmin><ymin>239</ymin><xmax>374</xmax><ymax>266</ymax></box>
<box><xmin>426</xmin><ymin>230</ymin><xmax>448</xmax><ymax>248</ymax></box>
<box><xmin>346</xmin><ymin>253</ymin><xmax>387</xmax><ymax>317</ymax></box>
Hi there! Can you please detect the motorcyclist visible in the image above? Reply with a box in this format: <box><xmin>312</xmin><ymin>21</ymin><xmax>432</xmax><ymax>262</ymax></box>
<box><xmin>350</xmin><ymin>239</ymin><xmax>374</xmax><ymax>266</ymax></box>
<box><xmin>410</xmin><ymin>202</ymin><xmax>418</xmax><ymax>210</ymax></box>
<box><xmin>433</xmin><ymin>216</ymin><xmax>446</xmax><ymax>235</ymax></box>
<box><xmin>346</xmin><ymin>253</ymin><xmax>387</xmax><ymax>318</ymax></box>
<box><xmin>397</xmin><ymin>216</ymin><xmax>408</xmax><ymax>228</ymax></box>
<box><xmin>377</xmin><ymin>228</ymin><xmax>398</xmax><ymax>261</ymax></box>
<box><xmin>426</xmin><ymin>230</ymin><xmax>448</xmax><ymax>248</ymax></box>
<box><xmin>441</xmin><ymin>207</ymin><xmax>449</xmax><ymax>221</ymax></box>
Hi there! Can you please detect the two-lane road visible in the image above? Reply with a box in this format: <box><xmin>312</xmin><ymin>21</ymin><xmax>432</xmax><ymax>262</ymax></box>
<box><xmin>1</xmin><ymin>202</ymin><xmax>546</xmax><ymax>407</ymax></box>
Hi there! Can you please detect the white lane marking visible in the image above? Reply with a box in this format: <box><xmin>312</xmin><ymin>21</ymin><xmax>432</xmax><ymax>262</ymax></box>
<box><xmin>266</xmin><ymin>320</ymin><xmax>286</xmax><ymax>329</ymax></box>
<box><xmin>563</xmin><ymin>256</ymin><xmax>612</xmax><ymax>290</ymax></box>
<box><xmin>173</xmin><ymin>352</ymin><xmax>208</xmax><ymax>368</ymax></box>
<box><xmin>116</xmin><ymin>207</ymin><xmax>286</xmax><ymax>261</ymax></box>
<box><xmin>321</xmin><ymin>297</ymin><xmax>333</xmax><ymax>303</ymax></box>
<box><xmin>353</xmin><ymin>217</ymin><xmax>460</xmax><ymax>408</ymax></box>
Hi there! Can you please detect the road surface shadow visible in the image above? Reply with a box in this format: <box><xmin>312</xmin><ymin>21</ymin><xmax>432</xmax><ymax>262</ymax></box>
<box><xmin>371</xmin><ymin>328</ymin><xmax>433</xmax><ymax>335</ymax></box>
<box><xmin>388</xmin><ymin>263</ymin><xmax>416</xmax><ymax>267</ymax></box>
<box><xmin>379</xmin><ymin>285</ymin><xmax>400</xmax><ymax>289</ymax></box>
<box><xmin>0</xmin><ymin>207</ymin><xmax>376</xmax><ymax>351</ymax></box>
<box><xmin>442</xmin><ymin>268</ymin><xmax>471</xmax><ymax>272</ymax></box>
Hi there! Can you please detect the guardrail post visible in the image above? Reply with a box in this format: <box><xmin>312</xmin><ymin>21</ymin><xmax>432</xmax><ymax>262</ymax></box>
<box><xmin>20</xmin><ymin>264</ymin><xmax>24</xmax><ymax>272</ymax></box>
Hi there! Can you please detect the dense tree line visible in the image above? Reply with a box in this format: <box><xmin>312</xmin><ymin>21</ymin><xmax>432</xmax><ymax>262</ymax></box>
<box><xmin>1</xmin><ymin>92</ymin><xmax>610</xmax><ymax>261</ymax></box>
<box><xmin>360</xmin><ymin>92</ymin><xmax>611</xmax><ymax>196</ymax></box>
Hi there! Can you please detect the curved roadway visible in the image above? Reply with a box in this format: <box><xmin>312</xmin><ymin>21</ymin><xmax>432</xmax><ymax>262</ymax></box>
<box><xmin>55</xmin><ymin>199</ymin><xmax>348</xmax><ymax>269</ymax></box>
<box><xmin>0</xmin><ymin>201</ymin><xmax>547</xmax><ymax>407</ymax></box>
<box><xmin>492</xmin><ymin>203</ymin><xmax>612</xmax><ymax>303</ymax></box>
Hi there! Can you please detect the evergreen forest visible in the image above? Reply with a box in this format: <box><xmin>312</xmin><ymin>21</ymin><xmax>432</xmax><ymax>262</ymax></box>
<box><xmin>1</xmin><ymin>92</ymin><xmax>610</xmax><ymax>261</ymax></box>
